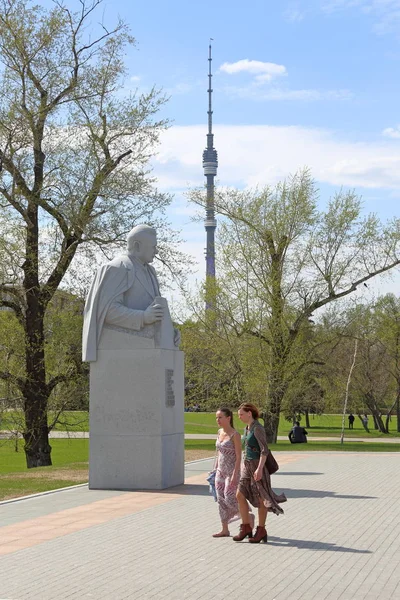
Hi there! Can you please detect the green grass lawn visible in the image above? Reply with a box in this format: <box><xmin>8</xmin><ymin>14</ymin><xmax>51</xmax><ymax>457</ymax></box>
<box><xmin>1</xmin><ymin>411</ymin><xmax>399</xmax><ymax>437</ymax></box>
<box><xmin>0</xmin><ymin>410</ymin><xmax>90</xmax><ymax>432</ymax></box>
<box><xmin>184</xmin><ymin>412</ymin><xmax>400</xmax><ymax>438</ymax></box>
<box><xmin>0</xmin><ymin>439</ymin><xmax>89</xmax><ymax>502</ymax></box>
<box><xmin>0</xmin><ymin>438</ymin><xmax>89</xmax><ymax>473</ymax></box>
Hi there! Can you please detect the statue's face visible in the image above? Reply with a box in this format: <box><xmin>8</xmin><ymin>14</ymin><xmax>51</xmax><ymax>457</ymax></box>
<box><xmin>138</xmin><ymin>234</ymin><xmax>157</xmax><ymax>264</ymax></box>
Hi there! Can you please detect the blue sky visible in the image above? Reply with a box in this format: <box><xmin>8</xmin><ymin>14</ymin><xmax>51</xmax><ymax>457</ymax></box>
<box><xmin>68</xmin><ymin>0</ymin><xmax>400</xmax><ymax>298</ymax></box>
<box><xmin>118</xmin><ymin>0</ymin><xmax>400</xmax><ymax>136</ymax></box>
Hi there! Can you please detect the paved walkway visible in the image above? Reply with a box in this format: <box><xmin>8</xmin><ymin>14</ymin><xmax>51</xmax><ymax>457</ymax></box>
<box><xmin>1</xmin><ymin>451</ymin><xmax>399</xmax><ymax>599</ymax></box>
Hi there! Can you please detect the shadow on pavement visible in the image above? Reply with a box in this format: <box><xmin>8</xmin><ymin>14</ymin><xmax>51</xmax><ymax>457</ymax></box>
<box><xmin>277</xmin><ymin>488</ymin><xmax>376</xmax><ymax>499</ymax></box>
<box><xmin>275</xmin><ymin>472</ymin><xmax>324</xmax><ymax>476</ymax></box>
<box><xmin>174</xmin><ymin>483</ymin><xmax>210</xmax><ymax>496</ymax></box>
<box><xmin>132</xmin><ymin>483</ymin><xmax>210</xmax><ymax>497</ymax></box>
<box><xmin>267</xmin><ymin>535</ymin><xmax>372</xmax><ymax>553</ymax></box>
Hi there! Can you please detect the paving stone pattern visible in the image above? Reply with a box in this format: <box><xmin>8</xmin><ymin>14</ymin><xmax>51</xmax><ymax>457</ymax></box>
<box><xmin>0</xmin><ymin>452</ymin><xmax>399</xmax><ymax>600</ymax></box>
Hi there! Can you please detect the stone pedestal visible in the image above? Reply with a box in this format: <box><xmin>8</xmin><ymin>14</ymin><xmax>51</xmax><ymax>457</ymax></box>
<box><xmin>89</xmin><ymin>319</ymin><xmax>184</xmax><ymax>490</ymax></box>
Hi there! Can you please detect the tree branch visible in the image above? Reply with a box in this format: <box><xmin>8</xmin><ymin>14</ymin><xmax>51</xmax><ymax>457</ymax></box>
<box><xmin>46</xmin><ymin>373</ymin><xmax>71</xmax><ymax>395</ymax></box>
<box><xmin>0</xmin><ymin>371</ymin><xmax>25</xmax><ymax>392</ymax></box>
<box><xmin>0</xmin><ymin>186</ymin><xmax>27</xmax><ymax>220</ymax></box>
<box><xmin>246</xmin><ymin>328</ymin><xmax>271</xmax><ymax>345</ymax></box>
<box><xmin>34</xmin><ymin>196</ymin><xmax>70</xmax><ymax>236</ymax></box>
<box><xmin>0</xmin><ymin>299</ymin><xmax>25</xmax><ymax>328</ymax></box>
<box><xmin>0</xmin><ymin>151</ymin><xmax>32</xmax><ymax>200</ymax></box>
<box><xmin>76</xmin><ymin>150</ymin><xmax>133</xmax><ymax>237</ymax></box>
<box><xmin>310</xmin><ymin>260</ymin><xmax>400</xmax><ymax>315</ymax></box>
<box><xmin>285</xmin><ymin>359</ymin><xmax>326</xmax><ymax>385</ymax></box>
<box><xmin>40</xmin><ymin>234</ymin><xmax>80</xmax><ymax>307</ymax></box>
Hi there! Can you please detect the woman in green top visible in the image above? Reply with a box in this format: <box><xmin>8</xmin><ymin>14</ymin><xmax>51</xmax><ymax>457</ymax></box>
<box><xmin>233</xmin><ymin>402</ymin><xmax>287</xmax><ymax>543</ymax></box>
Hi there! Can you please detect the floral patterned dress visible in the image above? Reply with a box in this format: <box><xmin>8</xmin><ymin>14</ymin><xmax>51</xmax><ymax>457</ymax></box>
<box><xmin>238</xmin><ymin>420</ymin><xmax>287</xmax><ymax>515</ymax></box>
<box><xmin>215</xmin><ymin>431</ymin><xmax>240</xmax><ymax>523</ymax></box>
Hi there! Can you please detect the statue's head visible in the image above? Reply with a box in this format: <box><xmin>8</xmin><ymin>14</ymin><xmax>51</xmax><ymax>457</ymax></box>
<box><xmin>127</xmin><ymin>225</ymin><xmax>157</xmax><ymax>264</ymax></box>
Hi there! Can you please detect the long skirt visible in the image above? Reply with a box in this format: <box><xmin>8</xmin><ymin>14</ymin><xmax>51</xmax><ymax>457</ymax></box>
<box><xmin>215</xmin><ymin>470</ymin><xmax>240</xmax><ymax>523</ymax></box>
<box><xmin>238</xmin><ymin>458</ymin><xmax>287</xmax><ymax>515</ymax></box>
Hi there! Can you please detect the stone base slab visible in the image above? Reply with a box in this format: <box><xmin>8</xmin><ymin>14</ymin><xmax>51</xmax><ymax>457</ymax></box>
<box><xmin>89</xmin><ymin>328</ymin><xmax>184</xmax><ymax>490</ymax></box>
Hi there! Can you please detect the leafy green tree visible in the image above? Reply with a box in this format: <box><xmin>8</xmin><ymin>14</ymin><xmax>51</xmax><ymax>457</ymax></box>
<box><xmin>351</xmin><ymin>331</ymin><xmax>390</xmax><ymax>433</ymax></box>
<box><xmin>312</xmin><ymin>302</ymin><xmax>397</xmax><ymax>433</ymax></box>
<box><xmin>0</xmin><ymin>292</ymin><xmax>88</xmax><ymax>444</ymax></box>
<box><xmin>373</xmin><ymin>295</ymin><xmax>400</xmax><ymax>432</ymax></box>
<box><xmin>0</xmin><ymin>0</ymin><xmax>178</xmax><ymax>467</ymax></box>
<box><xmin>284</xmin><ymin>374</ymin><xmax>325</xmax><ymax>429</ymax></box>
<box><xmin>191</xmin><ymin>170</ymin><xmax>400</xmax><ymax>442</ymax></box>
<box><xmin>180</xmin><ymin>319</ymin><xmax>245</xmax><ymax>410</ymax></box>
<box><xmin>43</xmin><ymin>291</ymin><xmax>89</xmax><ymax>425</ymax></box>
<box><xmin>0</xmin><ymin>310</ymin><xmax>25</xmax><ymax>448</ymax></box>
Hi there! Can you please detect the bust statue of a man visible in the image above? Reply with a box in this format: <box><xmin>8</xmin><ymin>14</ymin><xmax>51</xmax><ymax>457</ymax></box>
<box><xmin>82</xmin><ymin>224</ymin><xmax>179</xmax><ymax>362</ymax></box>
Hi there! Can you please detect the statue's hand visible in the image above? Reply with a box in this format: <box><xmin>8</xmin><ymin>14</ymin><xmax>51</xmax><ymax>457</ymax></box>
<box><xmin>144</xmin><ymin>303</ymin><xmax>163</xmax><ymax>325</ymax></box>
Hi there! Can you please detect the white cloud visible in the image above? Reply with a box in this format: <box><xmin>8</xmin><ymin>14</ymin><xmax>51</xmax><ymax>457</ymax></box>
<box><xmin>130</xmin><ymin>75</ymin><xmax>141</xmax><ymax>83</ymax></box>
<box><xmin>323</xmin><ymin>0</ymin><xmax>364</xmax><ymax>10</ymax></box>
<box><xmin>224</xmin><ymin>86</ymin><xmax>352</xmax><ymax>101</ymax></box>
<box><xmin>219</xmin><ymin>59</ymin><xmax>287</xmax><ymax>82</ymax></box>
<box><xmin>322</xmin><ymin>0</ymin><xmax>400</xmax><ymax>33</ymax></box>
<box><xmin>284</xmin><ymin>6</ymin><xmax>306</xmax><ymax>21</ymax></box>
<box><xmin>218</xmin><ymin>58</ymin><xmax>350</xmax><ymax>101</ymax></box>
<box><xmin>382</xmin><ymin>125</ymin><xmax>400</xmax><ymax>138</ymax></box>
<box><xmin>154</xmin><ymin>123</ymin><xmax>400</xmax><ymax>193</ymax></box>
<box><xmin>323</xmin><ymin>0</ymin><xmax>400</xmax><ymax>9</ymax></box>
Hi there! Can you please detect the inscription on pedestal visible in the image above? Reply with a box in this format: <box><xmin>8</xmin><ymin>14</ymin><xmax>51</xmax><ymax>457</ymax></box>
<box><xmin>165</xmin><ymin>369</ymin><xmax>175</xmax><ymax>406</ymax></box>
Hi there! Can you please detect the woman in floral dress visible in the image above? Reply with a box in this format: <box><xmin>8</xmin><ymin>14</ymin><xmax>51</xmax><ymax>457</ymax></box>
<box><xmin>233</xmin><ymin>402</ymin><xmax>287</xmax><ymax>543</ymax></box>
<box><xmin>212</xmin><ymin>407</ymin><xmax>242</xmax><ymax>537</ymax></box>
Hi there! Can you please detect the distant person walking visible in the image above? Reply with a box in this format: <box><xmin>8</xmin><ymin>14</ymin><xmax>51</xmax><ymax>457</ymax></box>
<box><xmin>348</xmin><ymin>413</ymin><xmax>355</xmax><ymax>429</ymax></box>
<box><xmin>288</xmin><ymin>421</ymin><xmax>308</xmax><ymax>443</ymax></box>
<box><xmin>212</xmin><ymin>408</ymin><xmax>242</xmax><ymax>538</ymax></box>
<box><xmin>362</xmin><ymin>414</ymin><xmax>369</xmax><ymax>432</ymax></box>
<box><xmin>233</xmin><ymin>403</ymin><xmax>286</xmax><ymax>544</ymax></box>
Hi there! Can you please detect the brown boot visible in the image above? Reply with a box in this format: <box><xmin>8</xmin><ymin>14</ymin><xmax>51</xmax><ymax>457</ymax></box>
<box><xmin>233</xmin><ymin>523</ymin><xmax>253</xmax><ymax>542</ymax></box>
<box><xmin>248</xmin><ymin>525</ymin><xmax>268</xmax><ymax>543</ymax></box>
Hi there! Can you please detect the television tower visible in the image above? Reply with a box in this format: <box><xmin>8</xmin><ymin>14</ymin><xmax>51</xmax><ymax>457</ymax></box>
<box><xmin>202</xmin><ymin>43</ymin><xmax>218</xmax><ymax>306</ymax></box>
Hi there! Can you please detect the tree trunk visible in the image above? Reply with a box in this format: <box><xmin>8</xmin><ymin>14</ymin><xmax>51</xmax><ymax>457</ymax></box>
<box><xmin>374</xmin><ymin>413</ymin><xmax>387</xmax><ymax>433</ymax></box>
<box><xmin>305</xmin><ymin>410</ymin><xmax>310</xmax><ymax>429</ymax></box>
<box><xmin>23</xmin><ymin>203</ymin><xmax>52</xmax><ymax>468</ymax></box>
<box><xmin>264</xmin><ymin>410</ymin><xmax>280</xmax><ymax>444</ymax></box>
<box><xmin>357</xmin><ymin>414</ymin><xmax>369</xmax><ymax>433</ymax></box>
<box><xmin>264</xmin><ymin>358</ymin><xmax>288</xmax><ymax>443</ymax></box>
<box><xmin>23</xmin><ymin>421</ymin><xmax>51</xmax><ymax>468</ymax></box>
<box><xmin>265</xmin><ymin>356</ymin><xmax>290</xmax><ymax>444</ymax></box>
<box><xmin>23</xmin><ymin>336</ymin><xmax>52</xmax><ymax>467</ymax></box>
<box><xmin>264</xmin><ymin>364</ymin><xmax>287</xmax><ymax>444</ymax></box>
<box><xmin>397</xmin><ymin>391</ymin><xmax>400</xmax><ymax>433</ymax></box>
<box><xmin>265</xmin><ymin>253</ymin><xmax>288</xmax><ymax>444</ymax></box>
<box><xmin>364</xmin><ymin>393</ymin><xmax>388</xmax><ymax>433</ymax></box>
<box><xmin>385</xmin><ymin>410</ymin><xmax>391</xmax><ymax>435</ymax></box>
<box><xmin>385</xmin><ymin>396</ymin><xmax>399</xmax><ymax>433</ymax></box>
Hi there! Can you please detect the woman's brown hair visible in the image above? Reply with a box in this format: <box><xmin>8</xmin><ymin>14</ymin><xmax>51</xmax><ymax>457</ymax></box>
<box><xmin>238</xmin><ymin>403</ymin><xmax>260</xmax><ymax>420</ymax></box>
<box><xmin>217</xmin><ymin>407</ymin><xmax>234</xmax><ymax>427</ymax></box>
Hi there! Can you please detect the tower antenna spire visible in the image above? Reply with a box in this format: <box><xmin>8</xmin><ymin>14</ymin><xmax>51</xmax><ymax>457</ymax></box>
<box><xmin>202</xmin><ymin>41</ymin><xmax>218</xmax><ymax>309</ymax></box>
